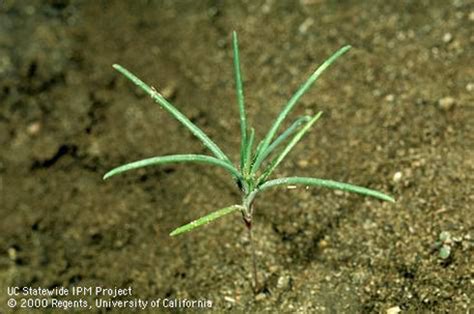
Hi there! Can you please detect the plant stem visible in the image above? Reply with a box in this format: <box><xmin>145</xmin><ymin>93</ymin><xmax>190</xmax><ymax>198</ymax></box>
<box><xmin>244</xmin><ymin>217</ymin><xmax>259</xmax><ymax>292</ymax></box>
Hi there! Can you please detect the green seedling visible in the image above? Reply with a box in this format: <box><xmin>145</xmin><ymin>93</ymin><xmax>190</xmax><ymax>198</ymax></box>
<box><xmin>104</xmin><ymin>32</ymin><xmax>394</xmax><ymax>292</ymax></box>
<box><xmin>434</xmin><ymin>231</ymin><xmax>452</xmax><ymax>260</ymax></box>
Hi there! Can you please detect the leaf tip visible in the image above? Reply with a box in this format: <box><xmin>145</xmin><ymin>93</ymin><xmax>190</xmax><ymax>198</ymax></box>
<box><xmin>381</xmin><ymin>194</ymin><xmax>395</xmax><ymax>203</ymax></box>
<box><xmin>169</xmin><ymin>229</ymin><xmax>179</xmax><ymax>237</ymax></box>
<box><xmin>339</xmin><ymin>45</ymin><xmax>351</xmax><ymax>54</ymax></box>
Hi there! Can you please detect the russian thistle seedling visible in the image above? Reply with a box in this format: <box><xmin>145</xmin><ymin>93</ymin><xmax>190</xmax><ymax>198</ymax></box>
<box><xmin>104</xmin><ymin>32</ymin><xmax>394</xmax><ymax>292</ymax></box>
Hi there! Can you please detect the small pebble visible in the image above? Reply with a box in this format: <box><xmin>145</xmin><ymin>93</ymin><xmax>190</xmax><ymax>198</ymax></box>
<box><xmin>269</xmin><ymin>265</ymin><xmax>279</xmax><ymax>273</ymax></box>
<box><xmin>466</xmin><ymin>83</ymin><xmax>474</xmax><ymax>92</ymax></box>
<box><xmin>442</xmin><ymin>32</ymin><xmax>453</xmax><ymax>43</ymax></box>
<box><xmin>438</xmin><ymin>97</ymin><xmax>455</xmax><ymax>111</ymax></box>
<box><xmin>385</xmin><ymin>94</ymin><xmax>395</xmax><ymax>102</ymax></box>
<box><xmin>318</xmin><ymin>239</ymin><xmax>329</xmax><ymax>249</ymax></box>
<box><xmin>297</xmin><ymin>159</ymin><xmax>309</xmax><ymax>168</ymax></box>
<box><xmin>386</xmin><ymin>306</ymin><xmax>401</xmax><ymax>314</ymax></box>
<box><xmin>277</xmin><ymin>275</ymin><xmax>290</xmax><ymax>289</ymax></box>
<box><xmin>7</xmin><ymin>247</ymin><xmax>17</xmax><ymax>260</ymax></box>
<box><xmin>261</xmin><ymin>1</ymin><xmax>272</xmax><ymax>14</ymax></box>
<box><xmin>469</xmin><ymin>11</ymin><xmax>474</xmax><ymax>21</ymax></box>
<box><xmin>27</xmin><ymin>122</ymin><xmax>41</xmax><ymax>135</ymax></box>
<box><xmin>393</xmin><ymin>171</ymin><xmax>403</xmax><ymax>182</ymax></box>
<box><xmin>411</xmin><ymin>159</ymin><xmax>425</xmax><ymax>168</ymax></box>
<box><xmin>255</xmin><ymin>293</ymin><xmax>266</xmax><ymax>301</ymax></box>
<box><xmin>224</xmin><ymin>296</ymin><xmax>236</xmax><ymax>304</ymax></box>
<box><xmin>298</xmin><ymin>18</ymin><xmax>314</xmax><ymax>34</ymax></box>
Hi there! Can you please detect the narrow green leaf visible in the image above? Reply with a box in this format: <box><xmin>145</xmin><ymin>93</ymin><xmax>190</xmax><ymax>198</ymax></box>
<box><xmin>258</xmin><ymin>115</ymin><xmax>311</xmax><ymax>165</ymax></box>
<box><xmin>103</xmin><ymin>154</ymin><xmax>242</xmax><ymax>181</ymax></box>
<box><xmin>258</xmin><ymin>111</ymin><xmax>323</xmax><ymax>183</ymax></box>
<box><xmin>259</xmin><ymin>177</ymin><xmax>395</xmax><ymax>202</ymax></box>
<box><xmin>243</xmin><ymin>128</ymin><xmax>255</xmax><ymax>175</ymax></box>
<box><xmin>113</xmin><ymin>64</ymin><xmax>232</xmax><ymax>164</ymax></box>
<box><xmin>253</xmin><ymin>138</ymin><xmax>265</xmax><ymax>164</ymax></box>
<box><xmin>170</xmin><ymin>205</ymin><xmax>242</xmax><ymax>236</ymax></box>
<box><xmin>232</xmin><ymin>31</ymin><xmax>248</xmax><ymax>171</ymax></box>
<box><xmin>252</xmin><ymin>45</ymin><xmax>351</xmax><ymax>174</ymax></box>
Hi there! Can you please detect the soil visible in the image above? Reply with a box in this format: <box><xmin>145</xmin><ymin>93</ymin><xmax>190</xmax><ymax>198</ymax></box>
<box><xmin>1</xmin><ymin>0</ymin><xmax>473</xmax><ymax>313</ymax></box>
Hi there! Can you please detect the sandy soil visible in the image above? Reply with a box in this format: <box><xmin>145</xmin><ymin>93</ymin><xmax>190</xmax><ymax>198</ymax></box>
<box><xmin>1</xmin><ymin>0</ymin><xmax>473</xmax><ymax>312</ymax></box>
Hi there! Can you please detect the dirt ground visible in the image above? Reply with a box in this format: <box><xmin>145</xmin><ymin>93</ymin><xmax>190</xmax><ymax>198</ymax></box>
<box><xmin>1</xmin><ymin>0</ymin><xmax>473</xmax><ymax>313</ymax></box>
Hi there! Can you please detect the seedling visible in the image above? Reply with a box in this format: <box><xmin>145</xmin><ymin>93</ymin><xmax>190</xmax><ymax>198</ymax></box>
<box><xmin>434</xmin><ymin>231</ymin><xmax>452</xmax><ymax>260</ymax></box>
<box><xmin>104</xmin><ymin>32</ymin><xmax>394</xmax><ymax>291</ymax></box>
